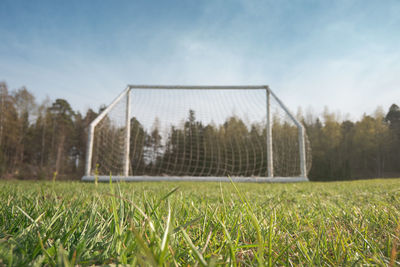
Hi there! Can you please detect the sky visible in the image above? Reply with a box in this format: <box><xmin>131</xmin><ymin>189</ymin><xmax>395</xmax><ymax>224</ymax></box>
<box><xmin>0</xmin><ymin>0</ymin><xmax>399</xmax><ymax>121</ymax></box>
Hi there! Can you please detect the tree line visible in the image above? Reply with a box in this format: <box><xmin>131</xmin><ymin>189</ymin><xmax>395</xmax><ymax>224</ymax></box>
<box><xmin>0</xmin><ymin>82</ymin><xmax>96</xmax><ymax>180</ymax></box>
<box><xmin>0</xmin><ymin>81</ymin><xmax>399</xmax><ymax>181</ymax></box>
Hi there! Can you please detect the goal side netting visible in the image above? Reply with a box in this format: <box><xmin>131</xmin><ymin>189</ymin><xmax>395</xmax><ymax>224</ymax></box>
<box><xmin>83</xmin><ymin>85</ymin><xmax>311</xmax><ymax>182</ymax></box>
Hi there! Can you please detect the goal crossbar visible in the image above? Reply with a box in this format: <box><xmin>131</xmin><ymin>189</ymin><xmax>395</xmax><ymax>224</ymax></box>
<box><xmin>83</xmin><ymin>85</ymin><xmax>309</xmax><ymax>182</ymax></box>
<box><xmin>128</xmin><ymin>85</ymin><xmax>269</xmax><ymax>90</ymax></box>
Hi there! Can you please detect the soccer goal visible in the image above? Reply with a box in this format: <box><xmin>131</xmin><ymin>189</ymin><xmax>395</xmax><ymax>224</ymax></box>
<box><xmin>82</xmin><ymin>85</ymin><xmax>311</xmax><ymax>182</ymax></box>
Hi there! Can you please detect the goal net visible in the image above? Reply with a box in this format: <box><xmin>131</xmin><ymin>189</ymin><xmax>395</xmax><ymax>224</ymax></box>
<box><xmin>83</xmin><ymin>85</ymin><xmax>311</xmax><ymax>182</ymax></box>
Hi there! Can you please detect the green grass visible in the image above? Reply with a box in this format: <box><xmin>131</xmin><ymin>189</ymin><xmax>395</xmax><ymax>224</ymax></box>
<box><xmin>0</xmin><ymin>179</ymin><xmax>399</xmax><ymax>266</ymax></box>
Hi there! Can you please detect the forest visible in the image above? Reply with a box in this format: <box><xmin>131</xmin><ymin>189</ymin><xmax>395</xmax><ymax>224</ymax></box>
<box><xmin>0</xmin><ymin>81</ymin><xmax>399</xmax><ymax>181</ymax></box>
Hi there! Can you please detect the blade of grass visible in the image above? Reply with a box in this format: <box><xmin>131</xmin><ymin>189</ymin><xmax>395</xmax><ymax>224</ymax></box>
<box><xmin>130</xmin><ymin>225</ymin><xmax>158</xmax><ymax>266</ymax></box>
<box><xmin>150</xmin><ymin>186</ymin><xmax>179</xmax><ymax>216</ymax></box>
<box><xmin>228</xmin><ymin>176</ymin><xmax>264</xmax><ymax>265</ymax></box>
<box><xmin>181</xmin><ymin>228</ymin><xmax>208</xmax><ymax>267</ymax></box>
<box><xmin>219</xmin><ymin>219</ymin><xmax>237</xmax><ymax>267</ymax></box>
<box><xmin>159</xmin><ymin>201</ymin><xmax>172</xmax><ymax>264</ymax></box>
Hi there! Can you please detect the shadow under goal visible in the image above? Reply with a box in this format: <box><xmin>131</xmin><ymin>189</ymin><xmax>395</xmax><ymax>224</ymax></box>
<box><xmin>82</xmin><ymin>176</ymin><xmax>309</xmax><ymax>183</ymax></box>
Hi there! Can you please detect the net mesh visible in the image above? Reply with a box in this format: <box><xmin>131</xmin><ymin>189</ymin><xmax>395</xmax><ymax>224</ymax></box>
<box><xmin>90</xmin><ymin>87</ymin><xmax>311</xmax><ymax>177</ymax></box>
<box><xmin>270</xmin><ymin>95</ymin><xmax>312</xmax><ymax>176</ymax></box>
<box><xmin>91</xmin><ymin>93</ymin><xmax>128</xmax><ymax>176</ymax></box>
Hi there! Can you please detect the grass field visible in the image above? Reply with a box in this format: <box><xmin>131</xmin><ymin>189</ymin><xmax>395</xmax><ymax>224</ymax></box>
<box><xmin>0</xmin><ymin>179</ymin><xmax>399</xmax><ymax>266</ymax></box>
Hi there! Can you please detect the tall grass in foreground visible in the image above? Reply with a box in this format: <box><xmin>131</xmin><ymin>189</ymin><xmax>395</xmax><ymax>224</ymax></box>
<box><xmin>0</xmin><ymin>179</ymin><xmax>399</xmax><ymax>266</ymax></box>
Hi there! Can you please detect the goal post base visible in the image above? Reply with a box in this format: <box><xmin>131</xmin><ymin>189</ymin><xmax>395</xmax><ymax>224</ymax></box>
<box><xmin>81</xmin><ymin>176</ymin><xmax>309</xmax><ymax>183</ymax></box>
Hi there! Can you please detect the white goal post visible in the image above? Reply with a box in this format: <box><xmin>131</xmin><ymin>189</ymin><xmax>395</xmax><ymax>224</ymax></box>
<box><xmin>82</xmin><ymin>85</ymin><xmax>311</xmax><ymax>182</ymax></box>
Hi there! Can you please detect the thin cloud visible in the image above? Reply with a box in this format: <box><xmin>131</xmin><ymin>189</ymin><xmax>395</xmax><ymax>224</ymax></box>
<box><xmin>0</xmin><ymin>0</ymin><xmax>399</xmax><ymax>118</ymax></box>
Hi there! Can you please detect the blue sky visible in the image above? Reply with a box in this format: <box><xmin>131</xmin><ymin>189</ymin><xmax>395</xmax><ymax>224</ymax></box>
<box><xmin>0</xmin><ymin>0</ymin><xmax>399</xmax><ymax>119</ymax></box>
